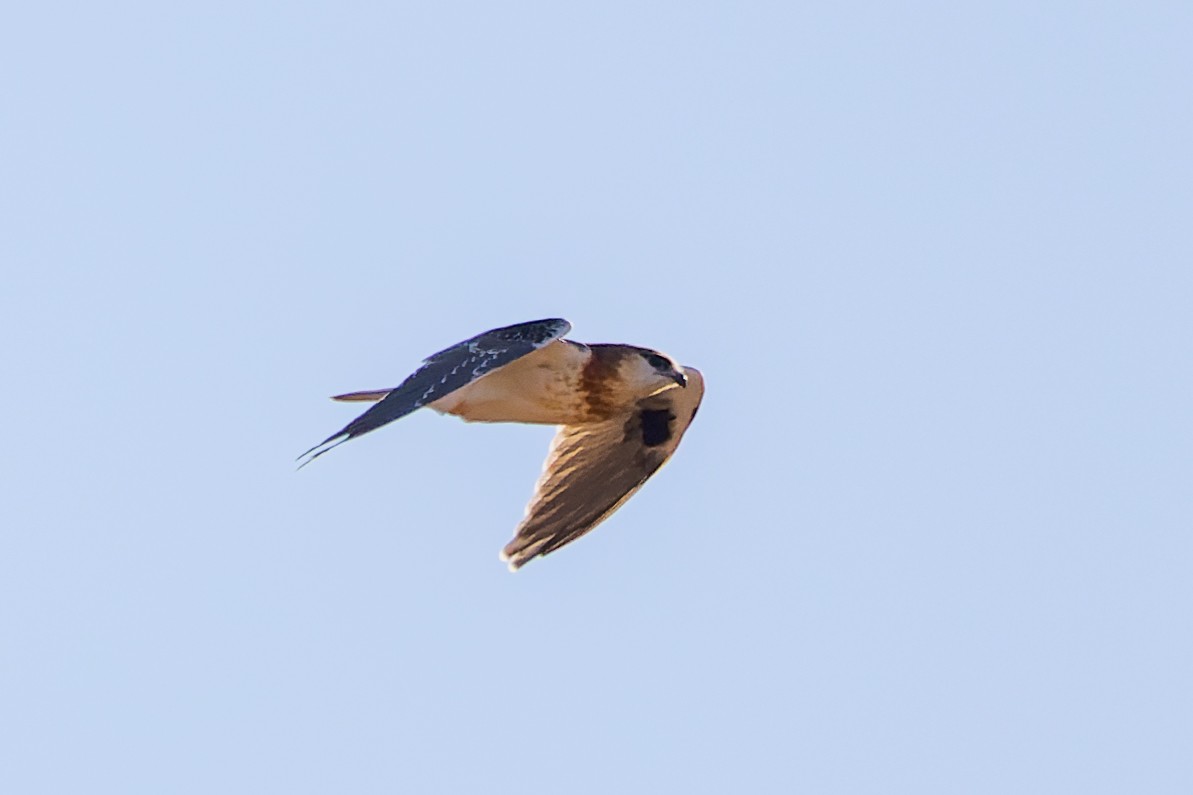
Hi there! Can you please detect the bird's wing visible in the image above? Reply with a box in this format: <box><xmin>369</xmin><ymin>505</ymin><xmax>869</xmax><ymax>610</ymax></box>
<box><xmin>298</xmin><ymin>318</ymin><xmax>571</xmax><ymax>466</ymax></box>
<box><xmin>501</xmin><ymin>367</ymin><xmax>704</xmax><ymax>570</ymax></box>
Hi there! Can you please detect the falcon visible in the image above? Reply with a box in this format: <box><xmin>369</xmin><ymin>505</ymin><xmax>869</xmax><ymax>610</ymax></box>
<box><xmin>299</xmin><ymin>318</ymin><xmax>704</xmax><ymax>570</ymax></box>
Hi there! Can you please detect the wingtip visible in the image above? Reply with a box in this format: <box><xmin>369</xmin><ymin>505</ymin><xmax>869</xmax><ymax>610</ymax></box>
<box><xmin>295</xmin><ymin>433</ymin><xmax>349</xmax><ymax>470</ymax></box>
<box><xmin>499</xmin><ymin>549</ymin><xmax>523</xmax><ymax>573</ymax></box>
<box><xmin>499</xmin><ymin>534</ymin><xmax>554</xmax><ymax>571</ymax></box>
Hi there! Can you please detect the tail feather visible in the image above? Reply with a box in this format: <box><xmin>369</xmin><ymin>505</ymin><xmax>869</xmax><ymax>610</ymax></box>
<box><xmin>331</xmin><ymin>389</ymin><xmax>392</xmax><ymax>402</ymax></box>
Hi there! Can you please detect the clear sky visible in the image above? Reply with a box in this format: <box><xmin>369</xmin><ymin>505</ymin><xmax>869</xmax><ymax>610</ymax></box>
<box><xmin>3</xmin><ymin>2</ymin><xmax>1191</xmax><ymax>793</ymax></box>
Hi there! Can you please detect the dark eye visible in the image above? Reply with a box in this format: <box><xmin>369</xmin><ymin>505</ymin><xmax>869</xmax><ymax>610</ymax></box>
<box><xmin>643</xmin><ymin>352</ymin><xmax>670</xmax><ymax>370</ymax></box>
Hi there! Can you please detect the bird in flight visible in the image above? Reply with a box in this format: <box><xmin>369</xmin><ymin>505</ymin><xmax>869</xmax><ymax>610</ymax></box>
<box><xmin>299</xmin><ymin>318</ymin><xmax>704</xmax><ymax>570</ymax></box>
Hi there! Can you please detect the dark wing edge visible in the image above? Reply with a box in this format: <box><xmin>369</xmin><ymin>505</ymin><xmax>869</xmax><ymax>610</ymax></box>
<box><xmin>297</xmin><ymin>318</ymin><xmax>571</xmax><ymax>468</ymax></box>
<box><xmin>500</xmin><ymin>367</ymin><xmax>705</xmax><ymax>570</ymax></box>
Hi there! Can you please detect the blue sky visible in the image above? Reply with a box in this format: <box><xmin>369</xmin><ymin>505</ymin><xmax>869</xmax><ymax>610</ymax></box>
<box><xmin>3</xmin><ymin>2</ymin><xmax>1191</xmax><ymax>792</ymax></box>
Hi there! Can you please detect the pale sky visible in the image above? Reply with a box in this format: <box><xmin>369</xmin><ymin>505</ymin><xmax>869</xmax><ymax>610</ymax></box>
<box><xmin>2</xmin><ymin>2</ymin><xmax>1191</xmax><ymax>793</ymax></box>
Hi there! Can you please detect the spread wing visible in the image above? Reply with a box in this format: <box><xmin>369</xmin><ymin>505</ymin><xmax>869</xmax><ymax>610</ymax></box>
<box><xmin>501</xmin><ymin>367</ymin><xmax>704</xmax><ymax>570</ymax></box>
<box><xmin>298</xmin><ymin>318</ymin><xmax>571</xmax><ymax>467</ymax></box>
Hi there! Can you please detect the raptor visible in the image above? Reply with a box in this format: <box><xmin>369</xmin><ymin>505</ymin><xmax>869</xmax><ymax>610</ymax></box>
<box><xmin>299</xmin><ymin>318</ymin><xmax>704</xmax><ymax>570</ymax></box>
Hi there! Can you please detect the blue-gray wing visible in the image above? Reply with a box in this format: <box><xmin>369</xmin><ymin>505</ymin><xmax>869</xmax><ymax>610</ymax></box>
<box><xmin>298</xmin><ymin>318</ymin><xmax>571</xmax><ymax>467</ymax></box>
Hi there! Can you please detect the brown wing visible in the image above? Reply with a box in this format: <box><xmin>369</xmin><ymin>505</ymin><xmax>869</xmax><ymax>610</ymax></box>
<box><xmin>501</xmin><ymin>368</ymin><xmax>704</xmax><ymax>570</ymax></box>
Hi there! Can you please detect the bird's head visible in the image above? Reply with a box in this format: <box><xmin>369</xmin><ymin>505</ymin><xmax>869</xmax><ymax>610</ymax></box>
<box><xmin>626</xmin><ymin>347</ymin><xmax>688</xmax><ymax>395</ymax></box>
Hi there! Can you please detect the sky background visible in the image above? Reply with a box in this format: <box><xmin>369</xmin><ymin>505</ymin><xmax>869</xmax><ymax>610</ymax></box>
<box><xmin>3</xmin><ymin>2</ymin><xmax>1191</xmax><ymax>793</ymax></box>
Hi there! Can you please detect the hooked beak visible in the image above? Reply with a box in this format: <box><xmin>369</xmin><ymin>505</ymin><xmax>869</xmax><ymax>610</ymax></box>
<box><xmin>672</xmin><ymin>370</ymin><xmax>688</xmax><ymax>388</ymax></box>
